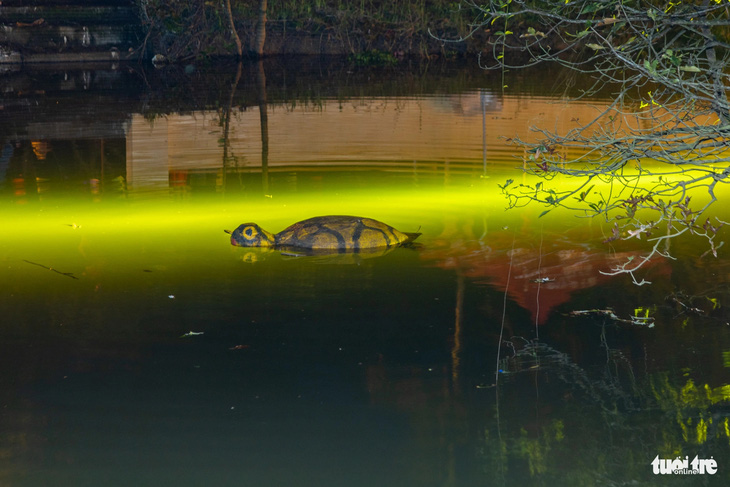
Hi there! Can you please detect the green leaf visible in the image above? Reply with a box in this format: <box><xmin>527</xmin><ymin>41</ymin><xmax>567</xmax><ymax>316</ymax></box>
<box><xmin>580</xmin><ymin>184</ymin><xmax>595</xmax><ymax>201</ymax></box>
<box><xmin>586</xmin><ymin>43</ymin><xmax>604</xmax><ymax>51</ymax></box>
<box><xmin>568</xmin><ymin>29</ymin><xmax>590</xmax><ymax>39</ymax></box>
<box><xmin>618</xmin><ymin>36</ymin><xmax>636</xmax><ymax>51</ymax></box>
<box><xmin>679</xmin><ymin>65</ymin><xmax>701</xmax><ymax>72</ymax></box>
<box><xmin>539</xmin><ymin>209</ymin><xmax>551</xmax><ymax>218</ymax></box>
<box><xmin>520</xmin><ymin>26</ymin><xmax>547</xmax><ymax>39</ymax></box>
<box><xmin>580</xmin><ymin>3</ymin><xmax>603</xmax><ymax>14</ymax></box>
<box><xmin>643</xmin><ymin>59</ymin><xmax>659</xmax><ymax>74</ymax></box>
<box><xmin>499</xmin><ymin>178</ymin><xmax>514</xmax><ymax>190</ymax></box>
<box><xmin>608</xmin><ymin>21</ymin><xmax>627</xmax><ymax>36</ymax></box>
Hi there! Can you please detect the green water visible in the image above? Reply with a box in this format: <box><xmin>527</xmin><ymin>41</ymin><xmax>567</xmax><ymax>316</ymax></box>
<box><xmin>1</xmin><ymin>59</ymin><xmax>729</xmax><ymax>486</ymax></box>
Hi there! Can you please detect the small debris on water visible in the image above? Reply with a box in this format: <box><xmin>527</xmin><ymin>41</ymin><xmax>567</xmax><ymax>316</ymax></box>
<box><xmin>567</xmin><ymin>308</ymin><xmax>655</xmax><ymax>327</ymax></box>
<box><xmin>168</xmin><ymin>295</ymin><xmax>175</xmax><ymax>299</ymax></box>
<box><xmin>532</xmin><ymin>277</ymin><xmax>554</xmax><ymax>283</ymax></box>
<box><xmin>180</xmin><ymin>331</ymin><xmax>204</xmax><ymax>338</ymax></box>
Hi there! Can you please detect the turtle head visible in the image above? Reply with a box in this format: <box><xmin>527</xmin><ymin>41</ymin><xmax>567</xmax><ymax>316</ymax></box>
<box><xmin>230</xmin><ymin>223</ymin><xmax>275</xmax><ymax>247</ymax></box>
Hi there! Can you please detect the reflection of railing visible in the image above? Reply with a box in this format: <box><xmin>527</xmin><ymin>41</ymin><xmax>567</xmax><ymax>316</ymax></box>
<box><xmin>123</xmin><ymin>92</ymin><xmax>610</xmax><ymax>190</ymax></box>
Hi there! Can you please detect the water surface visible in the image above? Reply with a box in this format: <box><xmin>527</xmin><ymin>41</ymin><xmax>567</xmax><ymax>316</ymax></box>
<box><xmin>1</xmin><ymin>58</ymin><xmax>729</xmax><ymax>486</ymax></box>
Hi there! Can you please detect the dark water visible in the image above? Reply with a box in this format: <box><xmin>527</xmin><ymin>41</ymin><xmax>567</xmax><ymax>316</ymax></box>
<box><xmin>1</xmin><ymin>58</ymin><xmax>729</xmax><ymax>486</ymax></box>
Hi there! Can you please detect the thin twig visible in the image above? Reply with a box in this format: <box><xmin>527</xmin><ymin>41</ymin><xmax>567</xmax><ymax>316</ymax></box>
<box><xmin>22</xmin><ymin>260</ymin><xmax>78</xmax><ymax>280</ymax></box>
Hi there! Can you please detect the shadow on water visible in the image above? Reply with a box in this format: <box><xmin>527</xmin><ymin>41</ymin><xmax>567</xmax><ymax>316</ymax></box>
<box><xmin>0</xmin><ymin>57</ymin><xmax>729</xmax><ymax>486</ymax></box>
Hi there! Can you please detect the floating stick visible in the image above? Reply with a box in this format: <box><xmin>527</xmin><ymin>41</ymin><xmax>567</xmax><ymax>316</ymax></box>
<box><xmin>22</xmin><ymin>260</ymin><xmax>78</xmax><ymax>280</ymax></box>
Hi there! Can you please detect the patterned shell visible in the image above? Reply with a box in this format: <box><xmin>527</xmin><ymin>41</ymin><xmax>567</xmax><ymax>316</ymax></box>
<box><xmin>275</xmin><ymin>216</ymin><xmax>419</xmax><ymax>250</ymax></box>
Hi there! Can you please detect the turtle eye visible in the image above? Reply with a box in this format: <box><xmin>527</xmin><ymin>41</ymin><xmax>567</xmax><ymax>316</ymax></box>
<box><xmin>243</xmin><ymin>226</ymin><xmax>257</xmax><ymax>239</ymax></box>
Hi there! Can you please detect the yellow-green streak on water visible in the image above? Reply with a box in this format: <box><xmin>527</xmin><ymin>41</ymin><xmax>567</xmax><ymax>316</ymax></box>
<box><xmin>4</xmin><ymin>166</ymin><xmax>730</xmax><ymax>281</ymax></box>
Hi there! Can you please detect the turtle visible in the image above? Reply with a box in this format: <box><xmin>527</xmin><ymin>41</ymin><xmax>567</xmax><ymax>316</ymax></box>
<box><xmin>228</xmin><ymin>215</ymin><xmax>421</xmax><ymax>252</ymax></box>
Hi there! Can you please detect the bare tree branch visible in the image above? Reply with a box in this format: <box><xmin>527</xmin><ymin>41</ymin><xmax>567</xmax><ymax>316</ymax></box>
<box><xmin>443</xmin><ymin>0</ymin><xmax>730</xmax><ymax>283</ymax></box>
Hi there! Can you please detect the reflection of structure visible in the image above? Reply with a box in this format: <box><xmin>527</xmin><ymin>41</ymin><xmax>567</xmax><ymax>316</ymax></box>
<box><xmin>123</xmin><ymin>93</ymin><xmax>607</xmax><ymax>192</ymax></box>
<box><xmin>125</xmin><ymin>112</ymin><xmax>234</xmax><ymax>193</ymax></box>
<box><xmin>1</xmin><ymin>63</ymin><xmax>624</xmax><ymax>196</ymax></box>
<box><xmin>0</xmin><ymin>139</ymin><xmax>126</xmax><ymax>199</ymax></box>
<box><xmin>421</xmin><ymin>226</ymin><xmax>671</xmax><ymax>325</ymax></box>
<box><xmin>1</xmin><ymin>66</ymin><xmax>615</xmax><ymax>195</ymax></box>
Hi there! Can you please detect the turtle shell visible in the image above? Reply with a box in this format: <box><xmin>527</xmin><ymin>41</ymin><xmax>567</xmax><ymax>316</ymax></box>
<box><xmin>274</xmin><ymin>215</ymin><xmax>419</xmax><ymax>250</ymax></box>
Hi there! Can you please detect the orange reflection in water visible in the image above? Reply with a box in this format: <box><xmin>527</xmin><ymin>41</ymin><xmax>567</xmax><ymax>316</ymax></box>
<box><xmin>31</xmin><ymin>141</ymin><xmax>49</xmax><ymax>161</ymax></box>
<box><xmin>123</xmin><ymin>92</ymin><xmax>609</xmax><ymax>191</ymax></box>
<box><xmin>421</xmin><ymin>223</ymin><xmax>671</xmax><ymax>324</ymax></box>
